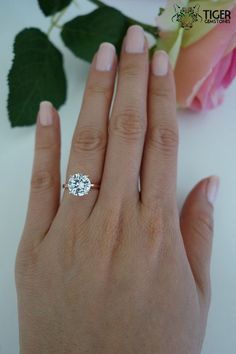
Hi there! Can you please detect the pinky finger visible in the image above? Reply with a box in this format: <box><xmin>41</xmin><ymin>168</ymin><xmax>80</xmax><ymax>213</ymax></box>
<box><xmin>23</xmin><ymin>101</ymin><xmax>61</xmax><ymax>244</ymax></box>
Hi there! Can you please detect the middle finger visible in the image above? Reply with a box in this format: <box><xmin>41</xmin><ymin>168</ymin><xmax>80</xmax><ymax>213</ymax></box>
<box><xmin>99</xmin><ymin>26</ymin><xmax>149</xmax><ymax>203</ymax></box>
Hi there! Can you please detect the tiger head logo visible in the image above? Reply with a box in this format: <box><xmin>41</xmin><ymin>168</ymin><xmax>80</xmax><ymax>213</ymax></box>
<box><xmin>172</xmin><ymin>4</ymin><xmax>203</xmax><ymax>29</ymax></box>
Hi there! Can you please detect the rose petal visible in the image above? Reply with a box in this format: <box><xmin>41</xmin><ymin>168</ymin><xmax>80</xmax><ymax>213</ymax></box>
<box><xmin>175</xmin><ymin>5</ymin><xmax>236</xmax><ymax>107</ymax></box>
<box><xmin>222</xmin><ymin>48</ymin><xmax>236</xmax><ymax>87</ymax></box>
<box><xmin>225</xmin><ymin>32</ymin><xmax>236</xmax><ymax>55</ymax></box>
<box><xmin>191</xmin><ymin>51</ymin><xmax>233</xmax><ymax>110</ymax></box>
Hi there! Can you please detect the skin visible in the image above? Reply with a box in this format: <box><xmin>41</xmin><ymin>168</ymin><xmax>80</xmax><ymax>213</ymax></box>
<box><xmin>15</xmin><ymin>29</ymin><xmax>215</xmax><ymax>354</ymax></box>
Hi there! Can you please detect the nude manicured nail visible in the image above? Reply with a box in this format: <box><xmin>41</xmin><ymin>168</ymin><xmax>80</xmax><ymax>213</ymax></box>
<box><xmin>125</xmin><ymin>25</ymin><xmax>145</xmax><ymax>53</ymax></box>
<box><xmin>152</xmin><ymin>50</ymin><xmax>169</xmax><ymax>76</ymax></box>
<box><xmin>39</xmin><ymin>101</ymin><xmax>53</xmax><ymax>126</ymax></box>
<box><xmin>96</xmin><ymin>42</ymin><xmax>115</xmax><ymax>71</ymax></box>
<box><xmin>207</xmin><ymin>176</ymin><xmax>220</xmax><ymax>206</ymax></box>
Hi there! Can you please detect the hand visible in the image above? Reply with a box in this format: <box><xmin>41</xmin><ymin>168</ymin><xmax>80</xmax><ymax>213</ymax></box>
<box><xmin>15</xmin><ymin>26</ymin><xmax>219</xmax><ymax>354</ymax></box>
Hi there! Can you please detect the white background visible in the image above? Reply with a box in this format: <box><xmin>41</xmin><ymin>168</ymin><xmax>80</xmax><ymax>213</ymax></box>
<box><xmin>0</xmin><ymin>0</ymin><xmax>236</xmax><ymax>353</ymax></box>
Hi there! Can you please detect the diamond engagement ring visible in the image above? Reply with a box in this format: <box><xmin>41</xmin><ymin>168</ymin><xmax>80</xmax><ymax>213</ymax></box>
<box><xmin>63</xmin><ymin>173</ymin><xmax>100</xmax><ymax>197</ymax></box>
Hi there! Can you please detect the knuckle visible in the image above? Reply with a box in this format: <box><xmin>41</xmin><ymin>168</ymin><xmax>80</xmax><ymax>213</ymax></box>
<box><xmin>193</xmin><ymin>210</ymin><xmax>214</xmax><ymax>240</ymax></box>
<box><xmin>31</xmin><ymin>170</ymin><xmax>54</xmax><ymax>191</ymax></box>
<box><xmin>148</xmin><ymin>125</ymin><xmax>179</xmax><ymax>155</ymax></box>
<box><xmin>110</xmin><ymin>109</ymin><xmax>145</xmax><ymax>142</ymax></box>
<box><xmin>86</xmin><ymin>81</ymin><xmax>111</xmax><ymax>98</ymax></box>
<box><xmin>149</xmin><ymin>86</ymin><xmax>176</xmax><ymax>117</ymax></box>
<box><xmin>72</xmin><ymin>127</ymin><xmax>107</xmax><ymax>153</ymax></box>
<box><xmin>150</xmin><ymin>86</ymin><xmax>172</xmax><ymax>102</ymax></box>
<box><xmin>36</xmin><ymin>141</ymin><xmax>58</xmax><ymax>152</ymax></box>
<box><xmin>121</xmin><ymin>62</ymin><xmax>141</xmax><ymax>81</ymax></box>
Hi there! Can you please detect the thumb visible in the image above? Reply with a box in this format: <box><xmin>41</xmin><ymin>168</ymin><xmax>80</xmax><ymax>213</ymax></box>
<box><xmin>180</xmin><ymin>176</ymin><xmax>220</xmax><ymax>296</ymax></box>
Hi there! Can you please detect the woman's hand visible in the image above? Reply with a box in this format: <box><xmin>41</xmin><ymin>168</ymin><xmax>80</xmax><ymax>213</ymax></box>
<box><xmin>15</xmin><ymin>26</ymin><xmax>219</xmax><ymax>354</ymax></box>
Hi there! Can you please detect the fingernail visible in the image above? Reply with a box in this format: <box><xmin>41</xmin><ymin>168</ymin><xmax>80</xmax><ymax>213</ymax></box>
<box><xmin>152</xmin><ymin>50</ymin><xmax>169</xmax><ymax>76</ymax></box>
<box><xmin>96</xmin><ymin>42</ymin><xmax>116</xmax><ymax>71</ymax></box>
<box><xmin>125</xmin><ymin>25</ymin><xmax>145</xmax><ymax>53</ymax></box>
<box><xmin>39</xmin><ymin>101</ymin><xmax>53</xmax><ymax>126</ymax></box>
<box><xmin>207</xmin><ymin>176</ymin><xmax>220</xmax><ymax>206</ymax></box>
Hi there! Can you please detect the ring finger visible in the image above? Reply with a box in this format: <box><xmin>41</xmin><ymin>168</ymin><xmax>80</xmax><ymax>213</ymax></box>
<box><xmin>62</xmin><ymin>43</ymin><xmax>117</xmax><ymax>220</ymax></box>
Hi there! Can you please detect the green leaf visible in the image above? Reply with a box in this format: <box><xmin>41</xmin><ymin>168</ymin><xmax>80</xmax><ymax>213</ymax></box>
<box><xmin>38</xmin><ymin>0</ymin><xmax>72</xmax><ymax>16</ymax></box>
<box><xmin>149</xmin><ymin>45</ymin><xmax>156</xmax><ymax>58</ymax></box>
<box><xmin>61</xmin><ymin>7</ymin><xmax>129</xmax><ymax>62</ymax></box>
<box><xmin>88</xmin><ymin>0</ymin><xmax>106</xmax><ymax>6</ymax></box>
<box><xmin>158</xmin><ymin>7</ymin><xmax>165</xmax><ymax>16</ymax></box>
<box><xmin>8</xmin><ymin>28</ymin><xmax>67</xmax><ymax>127</ymax></box>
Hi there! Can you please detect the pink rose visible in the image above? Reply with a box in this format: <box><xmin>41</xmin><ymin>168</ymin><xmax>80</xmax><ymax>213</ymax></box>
<box><xmin>156</xmin><ymin>2</ymin><xmax>236</xmax><ymax>111</ymax></box>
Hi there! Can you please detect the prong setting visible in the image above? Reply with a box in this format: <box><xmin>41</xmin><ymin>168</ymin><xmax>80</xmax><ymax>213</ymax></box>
<box><xmin>67</xmin><ymin>173</ymin><xmax>92</xmax><ymax>197</ymax></box>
